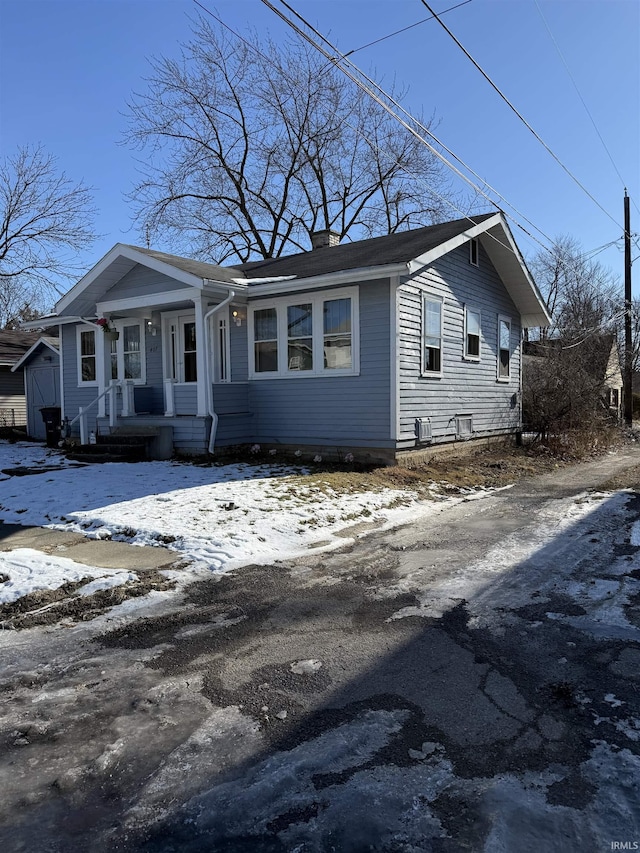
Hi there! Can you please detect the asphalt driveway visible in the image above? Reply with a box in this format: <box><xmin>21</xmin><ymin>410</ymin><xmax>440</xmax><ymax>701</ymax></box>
<box><xmin>1</xmin><ymin>447</ymin><xmax>640</xmax><ymax>852</ymax></box>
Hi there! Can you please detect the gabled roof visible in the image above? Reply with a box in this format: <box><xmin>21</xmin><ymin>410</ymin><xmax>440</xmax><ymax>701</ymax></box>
<box><xmin>55</xmin><ymin>243</ymin><xmax>241</xmax><ymax>318</ymax></box>
<box><xmin>11</xmin><ymin>336</ymin><xmax>60</xmax><ymax>372</ymax></box>
<box><xmin>48</xmin><ymin>211</ymin><xmax>550</xmax><ymax>327</ymax></box>
<box><xmin>237</xmin><ymin>212</ymin><xmax>550</xmax><ymax>327</ymax></box>
<box><xmin>238</xmin><ymin>214</ymin><xmax>497</xmax><ymax>279</ymax></box>
<box><xmin>0</xmin><ymin>330</ymin><xmax>51</xmax><ymax>367</ymax></box>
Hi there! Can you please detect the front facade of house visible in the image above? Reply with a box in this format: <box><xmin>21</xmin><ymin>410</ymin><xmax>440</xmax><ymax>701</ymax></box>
<box><xmin>26</xmin><ymin>213</ymin><xmax>550</xmax><ymax>462</ymax></box>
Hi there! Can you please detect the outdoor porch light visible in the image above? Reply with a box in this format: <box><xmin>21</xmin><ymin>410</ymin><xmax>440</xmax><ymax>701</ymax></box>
<box><xmin>232</xmin><ymin>309</ymin><xmax>242</xmax><ymax>327</ymax></box>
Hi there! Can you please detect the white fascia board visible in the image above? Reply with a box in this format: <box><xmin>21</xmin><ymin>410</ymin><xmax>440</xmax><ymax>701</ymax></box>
<box><xmin>247</xmin><ymin>262</ymin><xmax>409</xmax><ymax>297</ymax></box>
<box><xmin>20</xmin><ymin>315</ymin><xmax>80</xmax><ymax>330</ymax></box>
<box><xmin>408</xmin><ymin>213</ymin><xmax>503</xmax><ymax>274</ymax></box>
<box><xmin>97</xmin><ymin>287</ymin><xmax>203</xmax><ymax>314</ymax></box>
<box><xmin>56</xmin><ymin>243</ymin><xmax>207</xmax><ymax>314</ymax></box>
<box><xmin>11</xmin><ymin>338</ymin><xmax>60</xmax><ymax>372</ymax></box>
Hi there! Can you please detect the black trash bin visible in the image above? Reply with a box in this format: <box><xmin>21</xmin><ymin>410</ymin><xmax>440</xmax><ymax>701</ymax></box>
<box><xmin>40</xmin><ymin>406</ymin><xmax>62</xmax><ymax>448</ymax></box>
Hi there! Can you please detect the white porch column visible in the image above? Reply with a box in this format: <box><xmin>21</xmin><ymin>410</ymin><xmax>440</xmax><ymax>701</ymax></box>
<box><xmin>121</xmin><ymin>381</ymin><xmax>136</xmax><ymax>417</ymax></box>
<box><xmin>108</xmin><ymin>380</ymin><xmax>118</xmax><ymax>427</ymax></box>
<box><xmin>164</xmin><ymin>379</ymin><xmax>175</xmax><ymax>417</ymax></box>
<box><xmin>97</xmin><ymin>329</ymin><xmax>107</xmax><ymax>417</ymax></box>
<box><xmin>193</xmin><ymin>295</ymin><xmax>208</xmax><ymax>416</ymax></box>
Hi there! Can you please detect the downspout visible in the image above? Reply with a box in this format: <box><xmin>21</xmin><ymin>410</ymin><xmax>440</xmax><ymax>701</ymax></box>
<box><xmin>203</xmin><ymin>289</ymin><xmax>235</xmax><ymax>455</ymax></box>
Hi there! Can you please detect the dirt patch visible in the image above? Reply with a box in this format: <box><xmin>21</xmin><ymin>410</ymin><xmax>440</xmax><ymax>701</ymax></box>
<box><xmin>0</xmin><ymin>569</ymin><xmax>178</xmax><ymax>630</ymax></box>
<box><xmin>598</xmin><ymin>463</ymin><xmax>640</xmax><ymax>491</ymax></box>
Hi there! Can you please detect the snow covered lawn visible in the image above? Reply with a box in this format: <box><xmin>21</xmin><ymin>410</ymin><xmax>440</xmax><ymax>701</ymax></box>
<box><xmin>0</xmin><ymin>441</ymin><xmax>464</xmax><ymax>612</ymax></box>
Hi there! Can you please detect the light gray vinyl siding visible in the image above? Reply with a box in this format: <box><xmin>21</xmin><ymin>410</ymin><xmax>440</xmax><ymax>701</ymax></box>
<box><xmin>139</xmin><ymin>328</ymin><xmax>164</xmax><ymax>413</ymax></box>
<box><xmin>61</xmin><ymin>324</ymin><xmax>101</xmax><ymax>437</ymax></box>
<box><xmin>229</xmin><ymin>319</ymin><xmax>248</xmax><ymax>382</ymax></box>
<box><xmin>174</xmin><ymin>384</ymin><xmax>197</xmax><ymax>414</ymax></box>
<box><xmin>398</xmin><ymin>242</ymin><xmax>522</xmax><ymax>447</ymax></box>
<box><xmin>103</xmin><ymin>265</ymin><xmax>193</xmax><ymax>301</ymax></box>
<box><xmin>248</xmin><ymin>279</ymin><xmax>391</xmax><ymax>448</ymax></box>
<box><xmin>212</xmin><ymin>382</ymin><xmax>254</xmax><ymax>444</ymax></box>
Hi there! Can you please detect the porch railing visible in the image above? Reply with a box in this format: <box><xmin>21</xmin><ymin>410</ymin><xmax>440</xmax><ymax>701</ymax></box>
<box><xmin>66</xmin><ymin>379</ymin><xmax>136</xmax><ymax>444</ymax></box>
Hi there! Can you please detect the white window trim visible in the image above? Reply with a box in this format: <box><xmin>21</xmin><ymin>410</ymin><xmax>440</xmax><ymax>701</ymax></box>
<box><xmin>76</xmin><ymin>325</ymin><xmax>98</xmax><ymax>387</ymax></box>
<box><xmin>469</xmin><ymin>237</ymin><xmax>479</xmax><ymax>267</ymax></box>
<box><xmin>421</xmin><ymin>294</ymin><xmax>444</xmax><ymax>378</ymax></box>
<box><xmin>463</xmin><ymin>305</ymin><xmax>481</xmax><ymax>362</ymax></box>
<box><xmin>248</xmin><ymin>286</ymin><xmax>360</xmax><ymax>380</ymax></box>
<box><xmin>162</xmin><ymin>310</ymin><xmax>197</xmax><ymax>384</ymax></box>
<box><xmin>110</xmin><ymin>319</ymin><xmax>146</xmax><ymax>385</ymax></box>
<box><xmin>214</xmin><ymin>312</ymin><xmax>231</xmax><ymax>383</ymax></box>
<box><xmin>497</xmin><ymin>314</ymin><xmax>512</xmax><ymax>382</ymax></box>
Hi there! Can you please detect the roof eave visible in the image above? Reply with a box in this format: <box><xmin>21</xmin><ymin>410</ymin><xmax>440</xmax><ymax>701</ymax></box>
<box><xmin>11</xmin><ymin>337</ymin><xmax>60</xmax><ymax>372</ymax></box>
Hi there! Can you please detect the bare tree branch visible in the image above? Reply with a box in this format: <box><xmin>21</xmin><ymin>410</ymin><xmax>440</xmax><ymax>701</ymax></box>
<box><xmin>123</xmin><ymin>15</ymin><xmax>452</xmax><ymax>262</ymax></box>
<box><xmin>0</xmin><ymin>145</ymin><xmax>97</xmax><ymax>309</ymax></box>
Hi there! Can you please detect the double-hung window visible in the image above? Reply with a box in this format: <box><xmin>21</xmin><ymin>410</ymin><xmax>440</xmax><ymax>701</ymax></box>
<box><xmin>109</xmin><ymin>322</ymin><xmax>144</xmax><ymax>382</ymax></box>
<box><xmin>249</xmin><ymin>287</ymin><xmax>358</xmax><ymax>378</ymax></box>
<box><xmin>464</xmin><ymin>307</ymin><xmax>481</xmax><ymax>359</ymax></box>
<box><xmin>323</xmin><ymin>297</ymin><xmax>352</xmax><ymax>369</ymax></box>
<box><xmin>497</xmin><ymin>315</ymin><xmax>512</xmax><ymax>380</ymax></box>
<box><xmin>254</xmin><ymin>307</ymin><xmax>279</xmax><ymax>373</ymax></box>
<box><xmin>78</xmin><ymin>328</ymin><xmax>97</xmax><ymax>384</ymax></box>
<box><xmin>423</xmin><ymin>295</ymin><xmax>443</xmax><ymax>376</ymax></box>
<box><xmin>287</xmin><ymin>304</ymin><xmax>313</xmax><ymax>371</ymax></box>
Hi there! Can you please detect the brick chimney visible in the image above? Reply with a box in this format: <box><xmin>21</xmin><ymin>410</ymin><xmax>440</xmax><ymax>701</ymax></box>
<box><xmin>310</xmin><ymin>229</ymin><xmax>340</xmax><ymax>250</ymax></box>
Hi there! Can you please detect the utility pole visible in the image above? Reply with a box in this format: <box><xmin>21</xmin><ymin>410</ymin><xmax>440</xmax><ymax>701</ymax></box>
<box><xmin>624</xmin><ymin>190</ymin><xmax>633</xmax><ymax>426</ymax></box>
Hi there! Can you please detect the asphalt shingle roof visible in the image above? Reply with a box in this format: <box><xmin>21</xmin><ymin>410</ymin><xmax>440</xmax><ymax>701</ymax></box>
<box><xmin>236</xmin><ymin>214</ymin><xmax>496</xmax><ymax>280</ymax></box>
<box><xmin>124</xmin><ymin>245</ymin><xmax>242</xmax><ymax>283</ymax></box>
<box><xmin>0</xmin><ymin>331</ymin><xmax>56</xmax><ymax>366</ymax></box>
<box><xmin>126</xmin><ymin>214</ymin><xmax>496</xmax><ymax>284</ymax></box>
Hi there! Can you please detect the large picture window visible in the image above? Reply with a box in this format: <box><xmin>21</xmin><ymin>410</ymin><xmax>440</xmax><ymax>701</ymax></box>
<box><xmin>249</xmin><ymin>287</ymin><xmax>358</xmax><ymax>379</ymax></box>
<box><xmin>423</xmin><ymin>296</ymin><xmax>443</xmax><ymax>375</ymax></box>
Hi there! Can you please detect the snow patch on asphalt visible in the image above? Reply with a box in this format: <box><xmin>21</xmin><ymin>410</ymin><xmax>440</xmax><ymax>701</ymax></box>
<box><xmin>0</xmin><ymin>548</ymin><xmax>137</xmax><ymax>605</ymax></box>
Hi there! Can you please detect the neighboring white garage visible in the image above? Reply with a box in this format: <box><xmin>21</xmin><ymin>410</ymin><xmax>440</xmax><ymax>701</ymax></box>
<box><xmin>11</xmin><ymin>336</ymin><xmax>60</xmax><ymax>441</ymax></box>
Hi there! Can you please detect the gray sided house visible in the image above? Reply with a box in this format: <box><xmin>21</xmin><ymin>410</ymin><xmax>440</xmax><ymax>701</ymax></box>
<box><xmin>25</xmin><ymin>213</ymin><xmax>550</xmax><ymax>462</ymax></box>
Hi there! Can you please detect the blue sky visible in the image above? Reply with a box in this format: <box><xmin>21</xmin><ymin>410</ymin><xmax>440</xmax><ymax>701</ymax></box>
<box><xmin>1</xmin><ymin>0</ymin><xmax>638</xmax><ymax>293</ymax></box>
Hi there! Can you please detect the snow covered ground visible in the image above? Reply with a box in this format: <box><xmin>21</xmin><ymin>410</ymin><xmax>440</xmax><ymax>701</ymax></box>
<box><xmin>0</xmin><ymin>441</ymin><xmax>464</xmax><ymax>606</ymax></box>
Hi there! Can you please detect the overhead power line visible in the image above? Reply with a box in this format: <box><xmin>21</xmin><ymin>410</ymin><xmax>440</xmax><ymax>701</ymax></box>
<box><xmin>533</xmin><ymin>0</ymin><xmax>629</xmax><ymax>193</ymax></box>
<box><xmin>417</xmin><ymin>0</ymin><xmax>624</xmax><ymax>233</ymax></box>
<box><xmin>258</xmin><ymin>0</ymin><xmax>560</xmax><ymax>259</ymax></box>
<box><xmin>333</xmin><ymin>0</ymin><xmax>473</xmax><ymax>60</ymax></box>
<box><xmin>192</xmin><ymin>0</ymin><xmax>620</xmax><ymax>277</ymax></box>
